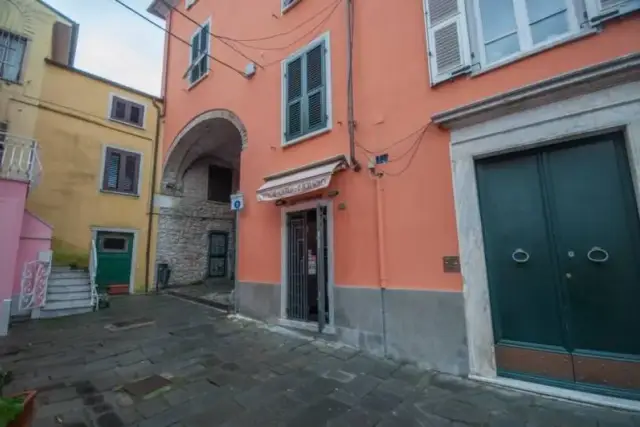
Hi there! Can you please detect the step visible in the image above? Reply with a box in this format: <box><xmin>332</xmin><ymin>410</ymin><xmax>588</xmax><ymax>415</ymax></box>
<box><xmin>47</xmin><ymin>292</ymin><xmax>92</xmax><ymax>302</ymax></box>
<box><xmin>35</xmin><ymin>305</ymin><xmax>94</xmax><ymax>319</ymax></box>
<box><xmin>48</xmin><ymin>277</ymin><xmax>90</xmax><ymax>287</ymax></box>
<box><xmin>48</xmin><ymin>284</ymin><xmax>91</xmax><ymax>294</ymax></box>
<box><xmin>42</xmin><ymin>299</ymin><xmax>93</xmax><ymax>311</ymax></box>
<box><xmin>49</xmin><ymin>271</ymin><xmax>90</xmax><ymax>280</ymax></box>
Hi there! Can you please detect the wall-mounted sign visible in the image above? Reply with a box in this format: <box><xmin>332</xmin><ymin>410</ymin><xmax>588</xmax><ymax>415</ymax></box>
<box><xmin>257</xmin><ymin>176</ymin><xmax>330</xmax><ymax>202</ymax></box>
<box><xmin>230</xmin><ymin>193</ymin><xmax>244</xmax><ymax>211</ymax></box>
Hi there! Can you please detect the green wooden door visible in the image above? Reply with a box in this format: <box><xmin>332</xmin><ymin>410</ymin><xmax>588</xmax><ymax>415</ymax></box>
<box><xmin>96</xmin><ymin>232</ymin><xmax>134</xmax><ymax>290</ymax></box>
<box><xmin>477</xmin><ymin>132</ymin><xmax>640</xmax><ymax>398</ymax></box>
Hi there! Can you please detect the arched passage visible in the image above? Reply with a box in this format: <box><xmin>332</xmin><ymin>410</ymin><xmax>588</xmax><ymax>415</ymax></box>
<box><xmin>156</xmin><ymin>109</ymin><xmax>246</xmax><ymax>291</ymax></box>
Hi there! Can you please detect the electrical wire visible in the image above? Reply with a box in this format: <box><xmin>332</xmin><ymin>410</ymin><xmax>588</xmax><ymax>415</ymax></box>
<box><xmin>159</xmin><ymin>0</ymin><xmax>265</xmax><ymax>69</ymax></box>
<box><xmin>355</xmin><ymin>123</ymin><xmax>429</xmax><ymax>155</ymax></box>
<box><xmin>235</xmin><ymin>0</ymin><xmax>343</xmax><ymax>57</ymax></box>
<box><xmin>111</xmin><ymin>0</ymin><xmax>247</xmax><ymax>78</ymax></box>
<box><xmin>216</xmin><ymin>0</ymin><xmax>342</xmax><ymax>43</ymax></box>
<box><xmin>383</xmin><ymin>124</ymin><xmax>431</xmax><ymax>177</ymax></box>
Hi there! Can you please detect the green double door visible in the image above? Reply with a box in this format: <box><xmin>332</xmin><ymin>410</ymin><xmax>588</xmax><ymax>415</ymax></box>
<box><xmin>477</xmin><ymin>133</ymin><xmax>640</xmax><ymax>399</ymax></box>
<box><xmin>96</xmin><ymin>232</ymin><xmax>134</xmax><ymax>291</ymax></box>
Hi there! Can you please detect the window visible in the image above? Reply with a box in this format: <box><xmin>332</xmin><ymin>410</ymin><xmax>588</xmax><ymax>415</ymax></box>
<box><xmin>283</xmin><ymin>34</ymin><xmax>330</xmax><ymax>145</ymax></box>
<box><xmin>208</xmin><ymin>165</ymin><xmax>233</xmax><ymax>202</ymax></box>
<box><xmin>102</xmin><ymin>147</ymin><xmax>141</xmax><ymax>195</ymax></box>
<box><xmin>282</xmin><ymin>0</ymin><xmax>302</xmax><ymax>13</ymax></box>
<box><xmin>475</xmin><ymin>0</ymin><xmax>576</xmax><ymax>65</ymax></box>
<box><xmin>109</xmin><ymin>95</ymin><xmax>145</xmax><ymax>127</ymax></box>
<box><xmin>0</xmin><ymin>30</ymin><xmax>27</xmax><ymax>83</ymax></box>
<box><xmin>100</xmin><ymin>235</ymin><xmax>129</xmax><ymax>252</ymax></box>
<box><xmin>0</xmin><ymin>122</ymin><xmax>7</xmax><ymax>166</ymax></box>
<box><xmin>188</xmin><ymin>21</ymin><xmax>210</xmax><ymax>85</ymax></box>
<box><xmin>185</xmin><ymin>0</ymin><xmax>197</xmax><ymax>9</ymax></box>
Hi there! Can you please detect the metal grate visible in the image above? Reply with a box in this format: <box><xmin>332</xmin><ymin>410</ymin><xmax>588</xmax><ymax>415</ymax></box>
<box><xmin>287</xmin><ymin>215</ymin><xmax>308</xmax><ymax>321</ymax></box>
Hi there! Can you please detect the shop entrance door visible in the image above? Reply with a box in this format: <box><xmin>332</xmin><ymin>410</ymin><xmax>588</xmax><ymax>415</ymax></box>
<box><xmin>285</xmin><ymin>205</ymin><xmax>329</xmax><ymax>331</ymax></box>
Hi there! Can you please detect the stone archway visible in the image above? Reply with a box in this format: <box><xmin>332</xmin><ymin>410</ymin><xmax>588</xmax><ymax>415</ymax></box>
<box><xmin>156</xmin><ymin>109</ymin><xmax>246</xmax><ymax>291</ymax></box>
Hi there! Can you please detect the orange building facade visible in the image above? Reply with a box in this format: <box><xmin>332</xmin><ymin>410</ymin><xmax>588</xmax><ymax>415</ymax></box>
<box><xmin>148</xmin><ymin>0</ymin><xmax>640</xmax><ymax>403</ymax></box>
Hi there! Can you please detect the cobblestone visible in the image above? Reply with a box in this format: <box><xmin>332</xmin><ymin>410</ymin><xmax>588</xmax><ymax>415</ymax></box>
<box><xmin>1</xmin><ymin>295</ymin><xmax>636</xmax><ymax>427</ymax></box>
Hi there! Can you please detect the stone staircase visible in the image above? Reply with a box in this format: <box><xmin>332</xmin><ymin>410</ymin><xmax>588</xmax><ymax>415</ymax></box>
<box><xmin>33</xmin><ymin>266</ymin><xmax>95</xmax><ymax>319</ymax></box>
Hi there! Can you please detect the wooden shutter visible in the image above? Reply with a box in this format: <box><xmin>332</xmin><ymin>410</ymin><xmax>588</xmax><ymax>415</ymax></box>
<box><xmin>423</xmin><ymin>0</ymin><xmax>471</xmax><ymax>85</ymax></box>
<box><xmin>122</xmin><ymin>154</ymin><xmax>139</xmax><ymax>193</ymax></box>
<box><xmin>285</xmin><ymin>57</ymin><xmax>303</xmax><ymax>141</ymax></box>
<box><xmin>585</xmin><ymin>0</ymin><xmax>639</xmax><ymax>22</ymax></box>
<box><xmin>190</xmin><ymin>31</ymin><xmax>201</xmax><ymax>82</ymax></box>
<box><xmin>305</xmin><ymin>43</ymin><xmax>326</xmax><ymax>132</ymax></box>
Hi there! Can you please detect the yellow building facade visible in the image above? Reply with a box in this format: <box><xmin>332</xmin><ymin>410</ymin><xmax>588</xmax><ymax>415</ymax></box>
<box><xmin>1</xmin><ymin>0</ymin><xmax>162</xmax><ymax>294</ymax></box>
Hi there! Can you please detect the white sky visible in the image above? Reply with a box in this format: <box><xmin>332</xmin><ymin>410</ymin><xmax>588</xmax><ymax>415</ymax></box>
<box><xmin>44</xmin><ymin>0</ymin><xmax>165</xmax><ymax>96</ymax></box>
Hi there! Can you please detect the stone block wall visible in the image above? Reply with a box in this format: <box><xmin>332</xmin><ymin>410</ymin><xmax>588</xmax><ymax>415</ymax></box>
<box><xmin>156</xmin><ymin>159</ymin><xmax>236</xmax><ymax>286</ymax></box>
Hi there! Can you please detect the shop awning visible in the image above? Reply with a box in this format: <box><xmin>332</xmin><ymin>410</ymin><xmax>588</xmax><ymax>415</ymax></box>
<box><xmin>257</xmin><ymin>156</ymin><xmax>347</xmax><ymax>202</ymax></box>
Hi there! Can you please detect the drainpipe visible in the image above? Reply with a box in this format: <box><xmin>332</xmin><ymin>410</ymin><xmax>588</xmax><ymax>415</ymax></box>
<box><xmin>375</xmin><ymin>173</ymin><xmax>388</xmax><ymax>356</ymax></box>
<box><xmin>346</xmin><ymin>0</ymin><xmax>360</xmax><ymax>171</ymax></box>
<box><xmin>144</xmin><ymin>99</ymin><xmax>163</xmax><ymax>294</ymax></box>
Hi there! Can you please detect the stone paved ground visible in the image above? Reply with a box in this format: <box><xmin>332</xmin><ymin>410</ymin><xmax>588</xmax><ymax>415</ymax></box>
<box><xmin>0</xmin><ymin>296</ymin><xmax>637</xmax><ymax>427</ymax></box>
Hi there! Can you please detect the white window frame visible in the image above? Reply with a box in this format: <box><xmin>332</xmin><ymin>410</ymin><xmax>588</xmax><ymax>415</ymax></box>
<box><xmin>107</xmin><ymin>93</ymin><xmax>147</xmax><ymax>129</ymax></box>
<box><xmin>280</xmin><ymin>32</ymin><xmax>333</xmax><ymax>147</ymax></box>
<box><xmin>185</xmin><ymin>0</ymin><xmax>197</xmax><ymax>9</ymax></box>
<box><xmin>98</xmin><ymin>144</ymin><xmax>144</xmax><ymax>197</ymax></box>
<box><xmin>282</xmin><ymin>0</ymin><xmax>303</xmax><ymax>14</ymax></box>
<box><xmin>473</xmin><ymin>0</ymin><xmax>580</xmax><ymax>68</ymax></box>
<box><xmin>187</xmin><ymin>17</ymin><xmax>211</xmax><ymax>87</ymax></box>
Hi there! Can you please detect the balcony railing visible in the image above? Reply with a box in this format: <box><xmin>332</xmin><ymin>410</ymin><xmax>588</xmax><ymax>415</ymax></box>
<box><xmin>0</xmin><ymin>131</ymin><xmax>41</xmax><ymax>186</ymax></box>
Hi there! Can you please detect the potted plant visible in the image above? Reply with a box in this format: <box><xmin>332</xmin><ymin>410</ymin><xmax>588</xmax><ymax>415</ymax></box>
<box><xmin>0</xmin><ymin>371</ymin><xmax>37</xmax><ymax>427</ymax></box>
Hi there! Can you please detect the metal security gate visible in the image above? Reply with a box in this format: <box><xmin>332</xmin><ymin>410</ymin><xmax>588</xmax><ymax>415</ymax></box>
<box><xmin>286</xmin><ymin>205</ymin><xmax>329</xmax><ymax>331</ymax></box>
<box><xmin>287</xmin><ymin>214</ymin><xmax>308</xmax><ymax>321</ymax></box>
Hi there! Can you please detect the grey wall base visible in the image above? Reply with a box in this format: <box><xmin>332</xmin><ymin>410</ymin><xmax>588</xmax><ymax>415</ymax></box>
<box><xmin>237</xmin><ymin>282</ymin><xmax>469</xmax><ymax>376</ymax></box>
<box><xmin>236</xmin><ymin>282</ymin><xmax>281</xmax><ymax>323</ymax></box>
<box><xmin>334</xmin><ymin>286</ymin><xmax>469</xmax><ymax>376</ymax></box>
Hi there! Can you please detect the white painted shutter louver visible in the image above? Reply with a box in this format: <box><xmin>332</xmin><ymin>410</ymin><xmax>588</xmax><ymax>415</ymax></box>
<box><xmin>424</xmin><ymin>0</ymin><xmax>471</xmax><ymax>85</ymax></box>
<box><xmin>585</xmin><ymin>0</ymin><xmax>639</xmax><ymax>23</ymax></box>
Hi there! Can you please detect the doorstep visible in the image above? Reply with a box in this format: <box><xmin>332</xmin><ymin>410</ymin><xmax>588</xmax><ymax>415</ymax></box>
<box><xmin>470</xmin><ymin>374</ymin><xmax>640</xmax><ymax>413</ymax></box>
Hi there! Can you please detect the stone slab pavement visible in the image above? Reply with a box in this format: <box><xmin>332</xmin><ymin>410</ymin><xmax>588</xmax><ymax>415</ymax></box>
<box><xmin>0</xmin><ymin>295</ymin><xmax>637</xmax><ymax>427</ymax></box>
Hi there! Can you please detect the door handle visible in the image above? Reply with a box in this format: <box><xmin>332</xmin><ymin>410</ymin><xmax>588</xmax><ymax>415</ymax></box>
<box><xmin>587</xmin><ymin>246</ymin><xmax>609</xmax><ymax>263</ymax></box>
<box><xmin>512</xmin><ymin>248</ymin><xmax>530</xmax><ymax>264</ymax></box>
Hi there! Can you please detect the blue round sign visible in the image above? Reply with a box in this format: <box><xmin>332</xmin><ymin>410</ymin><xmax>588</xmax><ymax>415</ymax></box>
<box><xmin>233</xmin><ymin>200</ymin><xmax>242</xmax><ymax>209</ymax></box>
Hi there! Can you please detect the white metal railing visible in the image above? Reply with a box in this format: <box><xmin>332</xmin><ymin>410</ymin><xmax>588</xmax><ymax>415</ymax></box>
<box><xmin>89</xmin><ymin>238</ymin><xmax>99</xmax><ymax>310</ymax></box>
<box><xmin>0</xmin><ymin>131</ymin><xmax>42</xmax><ymax>186</ymax></box>
<box><xmin>19</xmin><ymin>258</ymin><xmax>51</xmax><ymax>311</ymax></box>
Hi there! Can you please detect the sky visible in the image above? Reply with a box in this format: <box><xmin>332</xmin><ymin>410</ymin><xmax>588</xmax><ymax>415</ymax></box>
<box><xmin>44</xmin><ymin>0</ymin><xmax>165</xmax><ymax>96</ymax></box>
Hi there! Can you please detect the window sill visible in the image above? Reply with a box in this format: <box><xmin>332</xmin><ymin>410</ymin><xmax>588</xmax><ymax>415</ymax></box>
<box><xmin>100</xmin><ymin>189</ymin><xmax>140</xmax><ymax>198</ymax></box>
<box><xmin>188</xmin><ymin>71</ymin><xmax>209</xmax><ymax>91</ymax></box>
<box><xmin>282</xmin><ymin>125</ymin><xmax>332</xmax><ymax>148</ymax></box>
<box><xmin>108</xmin><ymin>117</ymin><xmax>146</xmax><ymax>130</ymax></box>
<box><xmin>0</xmin><ymin>77</ymin><xmax>23</xmax><ymax>85</ymax></box>
<box><xmin>471</xmin><ymin>29</ymin><xmax>599</xmax><ymax>79</ymax></box>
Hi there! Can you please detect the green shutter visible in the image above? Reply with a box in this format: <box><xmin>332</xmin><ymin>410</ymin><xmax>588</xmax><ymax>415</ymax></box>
<box><xmin>305</xmin><ymin>42</ymin><xmax>325</xmax><ymax>131</ymax></box>
<box><xmin>190</xmin><ymin>32</ymin><xmax>201</xmax><ymax>83</ymax></box>
<box><xmin>286</xmin><ymin>57</ymin><xmax>303</xmax><ymax>140</ymax></box>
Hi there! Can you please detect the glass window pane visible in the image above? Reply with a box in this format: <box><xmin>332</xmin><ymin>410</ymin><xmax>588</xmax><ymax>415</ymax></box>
<box><xmin>530</xmin><ymin>11</ymin><xmax>569</xmax><ymax>44</ymax></box>
<box><xmin>102</xmin><ymin>237</ymin><xmax>127</xmax><ymax>251</ymax></box>
<box><xmin>479</xmin><ymin>0</ymin><xmax>518</xmax><ymax>42</ymax></box>
<box><xmin>485</xmin><ymin>33</ymin><xmax>520</xmax><ymax>63</ymax></box>
<box><xmin>526</xmin><ymin>0</ymin><xmax>567</xmax><ymax>23</ymax></box>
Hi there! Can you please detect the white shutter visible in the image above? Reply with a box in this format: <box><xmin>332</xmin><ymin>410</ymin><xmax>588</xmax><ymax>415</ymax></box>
<box><xmin>585</xmin><ymin>0</ymin><xmax>639</xmax><ymax>23</ymax></box>
<box><xmin>423</xmin><ymin>0</ymin><xmax>472</xmax><ymax>85</ymax></box>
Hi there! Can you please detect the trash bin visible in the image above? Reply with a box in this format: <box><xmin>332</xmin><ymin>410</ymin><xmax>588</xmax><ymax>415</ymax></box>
<box><xmin>156</xmin><ymin>263</ymin><xmax>171</xmax><ymax>291</ymax></box>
